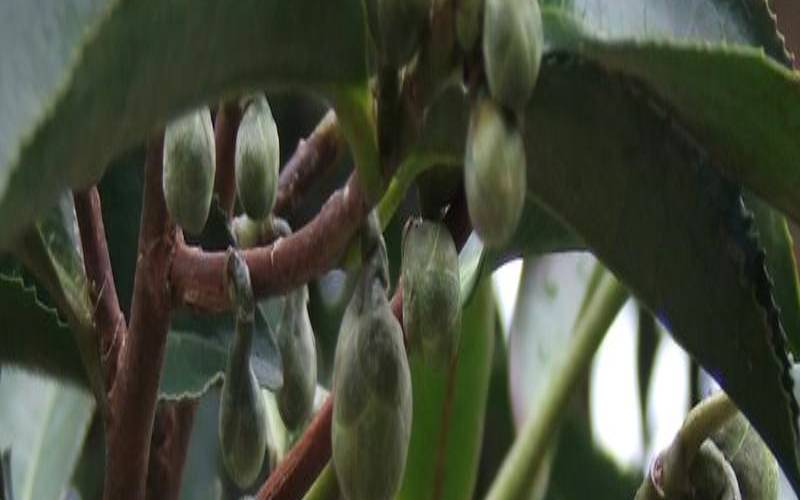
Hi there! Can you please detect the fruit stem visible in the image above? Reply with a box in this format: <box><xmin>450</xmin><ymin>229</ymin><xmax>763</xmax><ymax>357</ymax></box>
<box><xmin>484</xmin><ymin>266</ymin><xmax>628</xmax><ymax>500</ymax></box>
<box><xmin>302</xmin><ymin>462</ymin><xmax>340</xmax><ymax>500</ymax></box>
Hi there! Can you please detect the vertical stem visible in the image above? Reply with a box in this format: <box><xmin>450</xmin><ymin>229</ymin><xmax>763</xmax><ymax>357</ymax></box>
<box><xmin>485</xmin><ymin>269</ymin><xmax>628</xmax><ymax>500</ymax></box>
<box><xmin>146</xmin><ymin>401</ymin><xmax>198</xmax><ymax>500</ymax></box>
<box><xmin>302</xmin><ymin>463</ymin><xmax>340</xmax><ymax>500</ymax></box>
<box><xmin>103</xmin><ymin>133</ymin><xmax>176</xmax><ymax>500</ymax></box>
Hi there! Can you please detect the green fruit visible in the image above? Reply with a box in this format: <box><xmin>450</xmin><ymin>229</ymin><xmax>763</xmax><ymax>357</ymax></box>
<box><xmin>162</xmin><ymin>107</ymin><xmax>216</xmax><ymax>235</ymax></box>
<box><xmin>365</xmin><ymin>0</ymin><xmax>430</xmax><ymax>66</ymax></box>
<box><xmin>402</xmin><ymin>218</ymin><xmax>461</xmax><ymax>369</ymax></box>
<box><xmin>482</xmin><ymin>0</ymin><xmax>543</xmax><ymax>111</ymax></box>
<box><xmin>219</xmin><ymin>250</ymin><xmax>270</xmax><ymax>489</ymax></box>
<box><xmin>456</xmin><ymin>0</ymin><xmax>484</xmax><ymax>53</ymax></box>
<box><xmin>235</xmin><ymin>95</ymin><xmax>280</xmax><ymax>221</ymax></box>
<box><xmin>332</xmin><ymin>222</ymin><xmax>412</xmax><ymax>500</ymax></box>
<box><xmin>464</xmin><ymin>97</ymin><xmax>526</xmax><ymax>248</ymax></box>
<box><xmin>276</xmin><ymin>285</ymin><xmax>317</xmax><ymax>431</ymax></box>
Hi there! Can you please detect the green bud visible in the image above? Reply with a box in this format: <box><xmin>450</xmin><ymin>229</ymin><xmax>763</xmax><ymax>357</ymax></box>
<box><xmin>162</xmin><ymin>107</ymin><xmax>216</xmax><ymax>235</ymax></box>
<box><xmin>236</xmin><ymin>95</ymin><xmax>280</xmax><ymax>221</ymax></box>
<box><xmin>456</xmin><ymin>0</ymin><xmax>484</xmax><ymax>53</ymax></box>
<box><xmin>219</xmin><ymin>250</ymin><xmax>270</xmax><ymax>489</ymax></box>
<box><xmin>365</xmin><ymin>0</ymin><xmax>430</xmax><ymax>66</ymax></box>
<box><xmin>332</xmin><ymin>228</ymin><xmax>412</xmax><ymax>500</ymax></box>
<box><xmin>482</xmin><ymin>0</ymin><xmax>543</xmax><ymax>111</ymax></box>
<box><xmin>276</xmin><ymin>285</ymin><xmax>317</xmax><ymax>431</ymax></box>
<box><xmin>402</xmin><ymin>218</ymin><xmax>461</xmax><ymax>369</ymax></box>
<box><xmin>464</xmin><ymin>97</ymin><xmax>526</xmax><ymax>248</ymax></box>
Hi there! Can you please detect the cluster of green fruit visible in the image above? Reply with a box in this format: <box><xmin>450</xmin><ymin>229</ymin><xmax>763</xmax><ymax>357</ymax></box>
<box><xmin>635</xmin><ymin>392</ymin><xmax>778</xmax><ymax>500</ymax></box>
<box><xmin>162</xmin><ymin>95</ymin><xmax>317</xmax><ymax>489</ymax></box>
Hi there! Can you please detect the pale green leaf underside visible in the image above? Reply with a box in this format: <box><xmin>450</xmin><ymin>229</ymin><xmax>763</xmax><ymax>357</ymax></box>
<box><xmin>0</xmin><ymin>369</ymin><xmax>95</xmax><ymax>500</ymax></box>
<box><xmin>0</xmin><ymin>0</ymin><xmax>367</xmax><ymax>248</ymax></box>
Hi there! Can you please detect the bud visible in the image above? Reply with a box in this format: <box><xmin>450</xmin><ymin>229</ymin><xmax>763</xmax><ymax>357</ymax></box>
<box><xmin>402</xmin><ymin>218</ymin><xmax>461</xmax><ymax>369</ymax></box>
<box><xmin>162</xmin><ymin>106</ymin><xmax>216</xmax><ymax>235</ymax></box>
<box><xmin>332</xmin><ymin>224</ymin><xmax>412</xmax><ymax>500</ymax></box>
<box><xmin>482</xmin><ymin>0</ymin><xmax>543</xmax><ymax>111</ymax></box>
<box><xmin>464</xmin><ymin>97</ymin><xmax>526</xmax><ymax>248</ymax></box>
<box><xmin>236</xmin><ymin>94</ymin><xmax>280</xmax><ymax>221</ymax></box>
<box><xmin>276</xmin><ymin>285</ymin><xmax>318</xmax><ymax>431</ymax></box>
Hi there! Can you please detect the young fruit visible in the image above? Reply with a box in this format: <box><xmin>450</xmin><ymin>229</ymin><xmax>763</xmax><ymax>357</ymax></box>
<box><xmin>276</xmin><ymin>285</ymin><xmax>317</xmax><ymax>431</ymax></box>
<box><xmin>235</xmin><ymin>95</ymin><xmax>280</xmax><ymax>221</ymax></box>
<box><xmin>482</xmin><ymin>0</ymin><xmax>543</xmax><ymax>111</ymax></box>
<box><xmin>365</xmin><ymin>0</ymin><xmax>430</xmax><ymax>67</ymax></box>
<box><xmin>464</xmin><ymin>97</ymin><xmax>526</xmax><ymax>248</ymax></box>
<box><xmin>162</xmin><ymin>106</ymin><xmax>216</xmax><ymax>235</ymax></box>
<box><xmin>218</xmin><ymin>250</ymin><xmax>270</xmax><ymax>489</ymax></box>
<box><xmin>402</xmin><ymin>218</ymin><xmax>461</xmax><ymax>369</ymax></box>
<box><xmin>332</xmin><ymin>217</ymin><xmax>412</xmax><ymax>500</ymax></box>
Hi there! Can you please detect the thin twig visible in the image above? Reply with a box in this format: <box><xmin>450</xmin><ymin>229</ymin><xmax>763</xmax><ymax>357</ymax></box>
<box><xmin>73</xmin><ymin>187</ymin><xmax>126</xmax><ymax>386</ymax></box>
<box><xmin>274</xmin><ymin>111</ymin><xmax>346</xmax><ymax>217</ymax></box>
<box><xmin>171</xmin><ymin>174</ymin><xmax>369</xmax><ymax>312</ymax></box>
<box><xmin>103</xmin><ymin>133</ymin><xmax>177</xmax><ymax>500</ymax></box>
<box><xmin>214</xmin><ymin>101</ymin><xmax>243</xmax><ymax>216</ymax></box>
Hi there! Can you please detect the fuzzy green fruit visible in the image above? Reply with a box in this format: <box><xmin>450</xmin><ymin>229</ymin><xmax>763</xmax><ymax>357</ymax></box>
<box><xmin>365</xmin><ymin>0</ymin><xmax>430</xmax><ymax>66</ymax></box>
<box><xmin>464</xmin><ymin>97</ymin><xmax>526</xmax><ymax>248</ymax></box>
<box><xmin>236</xmin><ymin>95</ymin><xmax>280</xmax><ymax>221</ymax></box>
<box><xmin>162</xmin><ymin>107</ymin><xmax>216</xmax><ymax>235</ymax></box>
<box><xmin>456</xmin><ymin>0</ymin><xmax>484</xmax><ymax>53</ymax></box>
<box><xmin>276</xmin><ymin>285</ymin><xmax>317</xmax><ymax>431</ymax></box>
<box><xmin>482</xmin><ymin>0</ymin><xmax>543</xmax><ymax>111</ymax></box>
<box><xmin>402</xmin><ymin>218</ymin><xmax>461</xmax><ymax>369</ymax></box>
<box><xmin>218</xmin><ymin>250</ymin><xmax>270</xmax><ymax>489</ymax></box>
<box><xmin>332</xmin><ymin>222</ymin><xmax>412</xmax><ymax>500</ymax></box>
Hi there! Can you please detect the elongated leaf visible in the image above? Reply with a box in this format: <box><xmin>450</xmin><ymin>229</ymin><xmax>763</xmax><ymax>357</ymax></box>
<box><xmin>397</xmin><ymin>278</ymin><xmax>495</xmax><ymax>500</ymax></box>
<box><xmin>0</xmin><ymin>270</ymin><xmax>86</xmax><ymax>385</ymax></box>
<box><xmin>0</xmin><ymin>0</ymin><xmax>368</xmax><ymax>248</ymax></box>
<box><xmin>0</xmin><ymin>369</ymin><xmax>95</xmax><ymax>500</ymax></box>
<box><xmin>524</xmin><ymin>59</ymin><xmax>800</xmax><ymax>491</ymax></box>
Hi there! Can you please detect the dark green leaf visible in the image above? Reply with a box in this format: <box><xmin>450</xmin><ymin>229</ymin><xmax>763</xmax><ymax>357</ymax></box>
<box><xmin>0</xmin><ymin>0</ymin><xmax>368</xmax><ymax>248</ymax></box>
<box><xmin>1</xmin><ymin>448</ymin><xmax>13</xmax><ymax>500</ymax></box>
<box><xmin>397</xmin><ymin>278</ymin><xmax>495</xmax><ymax>500</ymax></box>
<box><xmin>0</xmin><ymin>270</ymin><xmax>86</xmax><ymax>385</ymax></box>
<box><xmin>524</xmin><ymin>59</ymin><xmax>800</xmax><ymax>492</ymax></box>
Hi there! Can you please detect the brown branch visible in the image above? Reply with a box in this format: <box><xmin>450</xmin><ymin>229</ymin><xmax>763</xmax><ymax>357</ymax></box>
<box><xmin>103</xmin><ymin>133</ymin><xmax>177</xmax><ymax>500</ymax></box>
<box><xmin>146</xmin><ymin>401</ymin><xmax>198</xmax><ymax>500</ymax></box>
<box><xmin>73</xmin><ymin>187</ymin><xmax>126</xmax><ymax>386</ymax></box>
<box><xmin>256</xmin><ymin>397</ymin><xmax>334</xmax><ymax>500</ymax></box>
<box><xmin>274</xmin><ymin>110</ymin><xmax>346</xmax><ymax>218</ymax></box>
<box><xmin>214</xmin><ymin>101</ymin><xmax>243</xmax><ymax>216</ymax></box>
<box><xmin>171</xmin><ymin>173</ymin><xmax>369</xmax><ymax>313</ymax></box>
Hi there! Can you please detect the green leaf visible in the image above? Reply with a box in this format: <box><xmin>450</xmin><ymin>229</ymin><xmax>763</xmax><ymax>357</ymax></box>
<box><xmin>457</xmin><ymin>232</ymin><xmax>486</xmax><ymax>308</ymax></box>
<box><xmin>0</xmin><ymin>270</ymin><xmax>86</xmax><ymax>386</ymax></box>
<box><xmin>523</xmin><ymin>59</ymin><xmax>800</xmax><ymax>492</ymax></box>
<box><xmin>0</xmin><ymin>369</ymin><xmax>95</xmax><ymax>500</ymax></box>
<box><xmin>0</xmin><ymin>0</ymin><xmax>368</xmax><ymax>249</ymax></box>
<box><xmin>541</xmin><ymin>7</ymin><xmax>800</xmax><ymax>225</ymax></box>
<box><xmin>507</xmin><ymin>253</ymin><xmax>598</xmax><ymax>427</ymax></box>
<box><xmin>636</xmin><ymin>304</ymin><xmax>661</xmax><ymax>449</ymax></box>
<box><xmin>397</xmin><ymin>277</ymin><xmax>495</xmax><ymax>500</ymax></box>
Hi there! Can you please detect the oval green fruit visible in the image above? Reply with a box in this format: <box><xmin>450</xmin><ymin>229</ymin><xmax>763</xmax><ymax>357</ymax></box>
<box><xmin>464</xmin><ymin>97</ymin><xmax>526</xmax><ymax>248</ymax></box>
<box><xmin>276</xmin><ymin>285</ymin><xmax>317</xmax><ymax>431</ymax></box>
<box><xmin>236</xmin><ymin>95</ymin><xmax>280</xmax><ymax>221</ymax></box>
<box><xmin>402</xmin><ymin>218</ymin><xmax>461</xmax><ymax>369</ymax></box>
<box><xmin>332</xmin><ymin>226</ymin><xmax>412</xmax><ymax>500</ymax></box>
<box><xmin>483</xmin><ymin>0</ymin><xmax>543</xmax><ymax>111</ymax></box>
<box><xmin>218</xmin><ymin>250</ymin><xmax>270</xmax><ymax>489</ymax></box>
<box><xmin>162</xmin><ymin>107</ymin><xmax>216</xmax><ymax>235</ymax></box>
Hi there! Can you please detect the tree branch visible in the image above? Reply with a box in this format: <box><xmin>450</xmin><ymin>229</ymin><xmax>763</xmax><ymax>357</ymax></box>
<box><xmin>146</xmin><ymin>401</ymin><xmax>198</xmax><ymax>500</ymax></box>
<box><xmin>171</xmin><ymin>173</ymin><xmax>369</xmax><ymax>312</ymax></box>
<box><xmin>103</xmin><ymin>133</ymin><xmax>177</xmax><ymax>500</ymax></box>
<box><xmin>73</xmin><ymin>187</ymin><xmax>126</xmax><ymax>386</ymax></box>
<box><xmin>214</xmin><ymin>101</ymin><xmax>243</xmax><ymax>216</ymax></box>
<box><xmin>274</xmin><ymin>111</ymin><xmax>345</xmax><ymax>218</ymax></box>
